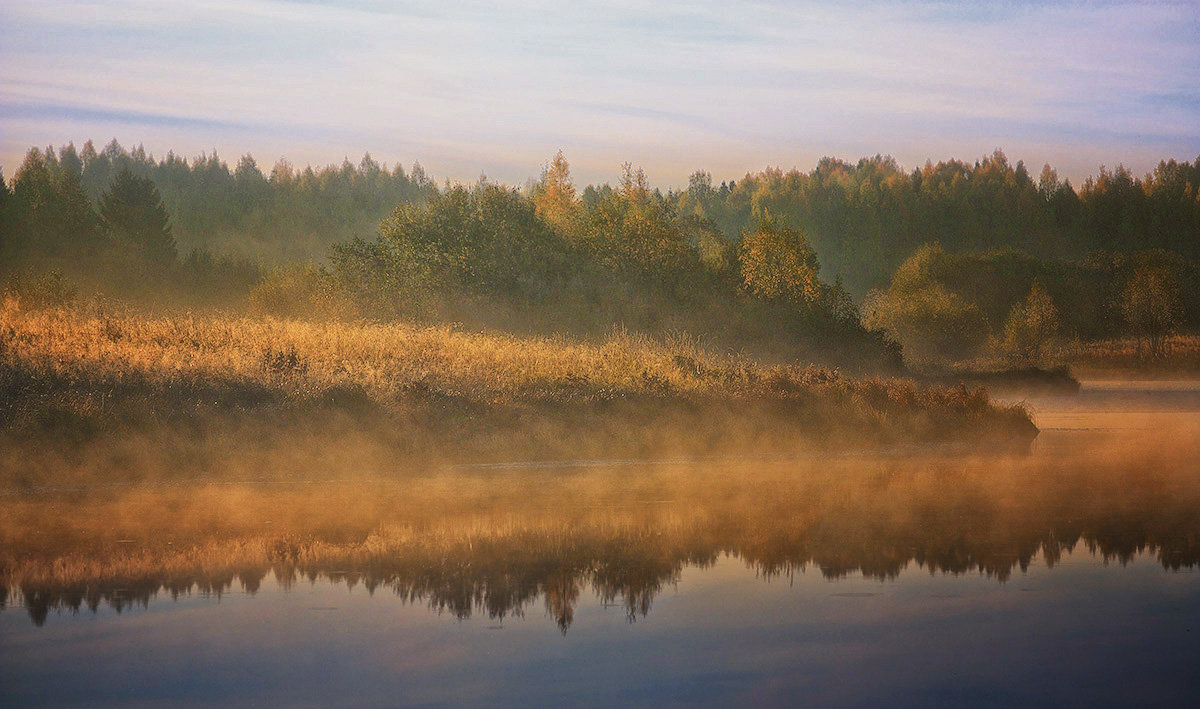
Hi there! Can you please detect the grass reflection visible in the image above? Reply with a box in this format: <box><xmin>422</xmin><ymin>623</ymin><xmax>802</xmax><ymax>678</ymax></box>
<box><xmin>4</xmin><ymin>421</ymin><xmax>1197</xmax><ymax>630</ymax></box>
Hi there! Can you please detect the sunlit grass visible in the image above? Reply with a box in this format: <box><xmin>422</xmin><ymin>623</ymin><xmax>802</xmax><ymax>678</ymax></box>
<box><xmin>1063</xmin><ymin>335</ymin><xmax>1200</xmax><ymax>375</ymax></box>
<box><xmin>0</xmin><ymin>296</ymin><xmax>1036</xmax><ymax>487</ymax></box>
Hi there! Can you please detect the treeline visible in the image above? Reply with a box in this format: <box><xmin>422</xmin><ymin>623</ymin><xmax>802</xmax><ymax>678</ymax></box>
<box><xmin>0</xmin><ymin>146</ymin><xmax>261</xmax><ymax>307</ymax></box>
<box><xmin>668</xmin><ymin>152</ymin><xmax>1200</xmax><ymax>293</ymax></box>
<box><xmin>322</xmin><ymin>156</ymin><xmax>891</xmax><ymax>368</ymax></box>
<box><xmin>3</xmin><ymin>140</ymin><xmax>1198</xmax><ymax>369</ymax></box>
<box><xmin>2</xmin><ymin>139</ymin><xmax>432</xmax><ymax>262</ymax></box>
<box><xmin>864</xmin><ymin>245</ymin><xmax>1197</xmax><ymax>365</ymax></box>
<box><xmin>6</xmin><ymin>141</ymin><xmax>1199</xmax><ymax>293</ymax></box>
<box><xmin>0</xmin><ymin>147</ymin><xmax>898</xmax><ymax>370</ymax></box>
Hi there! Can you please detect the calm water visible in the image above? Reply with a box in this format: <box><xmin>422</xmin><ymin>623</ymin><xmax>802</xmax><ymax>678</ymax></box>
<box><xmin>3</xmin><ymin>381</ymin><xmax>1199</xmax><ymax>707</ymax></box>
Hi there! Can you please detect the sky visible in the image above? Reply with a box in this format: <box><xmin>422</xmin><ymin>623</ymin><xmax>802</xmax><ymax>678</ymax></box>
<box><xmin>2</xmin><ymin>0</ymin><xmax>1198</xmax><ymax>187</ymax></box>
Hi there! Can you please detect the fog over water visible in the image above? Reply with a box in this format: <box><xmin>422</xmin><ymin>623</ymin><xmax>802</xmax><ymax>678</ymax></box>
<box><xmin>2</xmin><ymin>380</ymin><xmax>1199</xmax><ymax>706</ymax></box>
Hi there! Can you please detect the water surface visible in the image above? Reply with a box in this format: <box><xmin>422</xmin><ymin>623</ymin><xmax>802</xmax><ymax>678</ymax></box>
<box><xmin>2</xmin><ymin>380</ymin><xmax>1199</xmax><ymax>707</ymax></box>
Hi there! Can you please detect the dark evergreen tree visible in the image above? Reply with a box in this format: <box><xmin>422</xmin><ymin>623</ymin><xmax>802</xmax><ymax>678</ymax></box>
<box><xmin>99</xmin><ymin>167</ymin><xmax>177</xmax><ymax>265</ymax></box>
<box><xmin>0</xmin><ymin>169</ymin><xmax>13</xmax><ymax>272</ymax></box>
<box><xmin>9</xmin><ymin>148</ymin><xmax>103</xmax><ymax>261</ymax></box>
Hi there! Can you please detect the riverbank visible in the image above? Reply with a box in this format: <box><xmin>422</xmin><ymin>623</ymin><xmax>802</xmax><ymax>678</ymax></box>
<box><xmin>0</xmin><ymin>298</ymin><xmax>1037</xmax><ymax>488</ymax></box>
<box><xmin>921</xmin><ymin>365</ymin><xmax>1082</xmax><ymax>397</ymax></box>
<box><xmin>1061</xmin><ymin>335</ymin><xmax>1200</xmax><ymax>378</ymax></box>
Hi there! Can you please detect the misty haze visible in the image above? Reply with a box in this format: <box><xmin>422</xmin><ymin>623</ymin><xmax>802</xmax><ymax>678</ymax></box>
<box><xmin>2</xmin><ymin>1</ymin><xmax>1199</xmax><ymax>707</ymax></box>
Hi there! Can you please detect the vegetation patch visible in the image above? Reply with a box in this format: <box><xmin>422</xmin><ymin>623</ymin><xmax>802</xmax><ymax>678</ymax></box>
<box><xmin>0</xmin><ymin>301</ymin><xmax>1035</xmax><ymax>488</ymax></box>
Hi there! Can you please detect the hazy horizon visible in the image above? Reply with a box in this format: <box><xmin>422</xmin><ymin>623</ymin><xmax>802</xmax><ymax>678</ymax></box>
<box><xmin>3</xmin><ymin>0</ymin><xmax>1198</xmax><ymax>187</ymax></box>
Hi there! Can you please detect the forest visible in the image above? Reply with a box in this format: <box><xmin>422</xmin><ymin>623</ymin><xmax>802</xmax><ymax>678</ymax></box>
<box><xmin>2</xmin><ymin>140</ymin><xmax>1196</xmax><ymax>373</ymax></box>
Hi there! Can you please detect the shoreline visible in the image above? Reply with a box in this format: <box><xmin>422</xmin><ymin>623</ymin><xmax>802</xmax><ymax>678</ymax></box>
<box><xmin>1</xmin><ymin>302</ymin><xmax>1037</xmax><ymax>487</ymax></box>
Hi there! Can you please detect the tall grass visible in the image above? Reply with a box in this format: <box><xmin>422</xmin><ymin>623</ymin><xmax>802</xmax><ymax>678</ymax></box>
<box><xmin>1062</xmin><ymin>335</ymin><xmax>1200</xmax><ymax>375</ymax></box>
<box><xmin>0</xmin><ymin>296</ymin><xmax>1036</xmax><ymax>487</ymax></box>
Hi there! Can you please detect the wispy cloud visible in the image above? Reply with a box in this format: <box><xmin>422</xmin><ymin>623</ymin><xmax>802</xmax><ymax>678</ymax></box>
<box><xmin>2</xmin><ymin>0</ymin><xmax>1197</xmax><ymax>184</ymax></box>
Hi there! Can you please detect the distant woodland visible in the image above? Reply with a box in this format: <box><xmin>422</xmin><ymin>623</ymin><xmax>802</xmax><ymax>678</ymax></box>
<box><xmin>2</xmin><ymin>140</ymin><xmax>1198</xmax><ymax>368</ymax></box>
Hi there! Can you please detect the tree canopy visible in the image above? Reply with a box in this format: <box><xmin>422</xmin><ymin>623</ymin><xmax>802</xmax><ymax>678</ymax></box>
<box><xmin>3</xmin><ymin>142</ymin><xmax>1197</xmax><ymax>369</ymax></box>
<box><xmin>99</xmin><ymin>167</ymin><xmax>177</xmax><ymax>266</ymax></box>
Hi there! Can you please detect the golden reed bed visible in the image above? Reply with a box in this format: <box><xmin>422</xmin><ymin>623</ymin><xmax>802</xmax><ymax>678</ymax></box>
<box><xmin>0</xmin><ymin>298</ymin><xmax>1036</xmax><ymax>488</ymax></box>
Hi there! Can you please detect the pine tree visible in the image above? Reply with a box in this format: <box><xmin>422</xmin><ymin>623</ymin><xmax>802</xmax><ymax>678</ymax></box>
<box><xmin>0</xmin><ymin>169</ymin><xmax>13</xmax><ymax>270</ymax></box>
<box><xmin>99</xmin><ymin>168</ymin><xmax>177</xmax><ymax>266</ymax></box>
<box><xmin>10</xmin><ymin>148</ymin><xmax>103</xmax><ymax>260</ymax></box>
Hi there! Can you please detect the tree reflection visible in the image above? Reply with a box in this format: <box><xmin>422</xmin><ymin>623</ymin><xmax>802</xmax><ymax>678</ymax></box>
<box><xmin>4</xmin><ymin>441</ymin><xmax>1200</xmax><ymax>629</ymax></box>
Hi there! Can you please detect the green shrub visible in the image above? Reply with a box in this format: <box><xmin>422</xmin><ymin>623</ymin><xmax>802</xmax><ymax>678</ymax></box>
<box><xmin>247</xmin><ymin>264</ymin><xmax>354</xmax><ymax>320</ymax></box>
<box><xmin>999</xmin><ymin>281</ymin><xmax>1060</xmax><ymax>366</ymax></box>
<box><xmin>863</xmin><ymin>283</ymin><xmax>989</xmax><ymax>363</ymax></box>
<box><xmin>3</xmin><ymin>270</ymin><xmax>78</xmax><ymax>309</ymax></box>
<box><xmin>1120</xmin><ymin>264</ymin><xmax>1184</xmax><ymax>360</ymax></box>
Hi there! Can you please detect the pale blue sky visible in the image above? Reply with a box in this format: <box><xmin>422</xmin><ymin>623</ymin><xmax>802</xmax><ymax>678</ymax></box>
<box><xmin>2</xmin><ymin>0</ymin><xmax>1198</xmax><ymax>185</ymax></box>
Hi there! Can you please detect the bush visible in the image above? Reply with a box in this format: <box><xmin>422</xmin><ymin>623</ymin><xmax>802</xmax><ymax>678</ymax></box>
<box><xmin>248</xmin><ymin>264</ymin><xmax>355</xmax><ymax>320</ymax></box>
<box><xmin>177</xmin><ymin>249</ymin><xmax>264</xmax><ymax>304</ymax></box>
<box><xmin>2</xmin><ymin>270</ymin><xmax>78</xmax><ymax>309</ymax></box>
<box><xmin>329</xmin><ymin>177</ymin><xmax>900</xmax><ymax>372</ymax></box>
<box><xmin>1120</xmin><ymin>265</ymin><xmax>1184</xmax><ymax>360</ymax></box>
<box><xmin>999</xmin><ymin>281</ymin><xmax>1060</xmax><ymax>367</ymax></box>
<box><xmin>863</xmin><ymin>283</ymin><xmax>989</xmax><ymax>363</ymax></box>
<box><xmin>384</xmin><ymin>184</ymin><xmax>571</xmax><ymax>299</ymax></box>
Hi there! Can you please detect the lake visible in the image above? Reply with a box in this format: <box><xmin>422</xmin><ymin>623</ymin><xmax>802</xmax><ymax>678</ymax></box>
<box><xmin>2</xmin><ymin>380</ymin><xmax>1199</xmax><ymax>707</ymax></box>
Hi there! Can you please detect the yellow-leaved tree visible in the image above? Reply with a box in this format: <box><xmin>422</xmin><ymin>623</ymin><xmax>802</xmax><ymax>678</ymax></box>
<box><xmin>738</xmin><ymin>217</ymin><xmax>822</xmax><ymax>306</ymax></box>
<box><xmin>1000</xmin><ymin>280</ymin><xmax>1059</xmax><ymax>367</ymax></box>
<box><xmin>534</xmin><ymin>151</ymin><xmax>582</xmax><ymax>238</ymax></box>
<box><xmin>1120</xmin><ymin>265</ymin><xmax>1184</xmax><ymax>360</ymax></box>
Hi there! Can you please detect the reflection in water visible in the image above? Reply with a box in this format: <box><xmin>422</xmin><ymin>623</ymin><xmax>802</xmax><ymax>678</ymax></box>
<box><xmin>4</xmin><ymin>399</ymin><xmax>1198</xmax><ymax>631</ymax></box>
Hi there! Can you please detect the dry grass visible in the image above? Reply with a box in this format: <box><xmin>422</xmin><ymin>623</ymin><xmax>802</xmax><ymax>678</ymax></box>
<box><xmin>1062</xmin><ymin>335</ymin><xmax>1200</xmax><ymax>376</ymax></box>
<box><xmin>0</xmin><ymin>296</ymin><xmax>1035</xmax><ymax>487</ymax></box>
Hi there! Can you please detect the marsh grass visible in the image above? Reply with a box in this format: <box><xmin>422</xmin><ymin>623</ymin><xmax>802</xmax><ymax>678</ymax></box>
<box><xmin>920</xmin><ymin>364</ymin><xmax>1081</xmax><ymax>396</ymax></box>
<box><xmin>0</xmin><ymin>297</ymin><xmax>1035</xmax><ymax>487</ymax></box>
<box><xmin>1063</xmin><ymin>335</ymin><xmax>1200</xmax><ymax>375</ymax></box>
